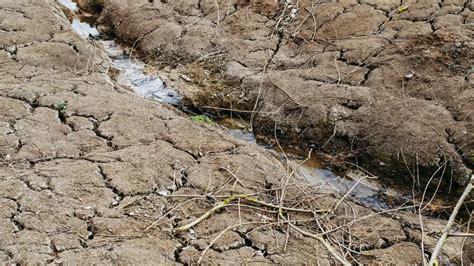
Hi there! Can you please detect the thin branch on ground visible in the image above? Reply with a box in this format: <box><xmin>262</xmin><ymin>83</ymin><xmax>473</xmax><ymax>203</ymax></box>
<box><xmin>175</xmin><ymin>194</ymin><xmax>327</xmax><ymax>232</ymax></box>
<box><xmin>197</xmin><ymin>222</ymin><xmax>258</xmax><ymax>264</ymax></box>
<box><xmin>278</xmin><ymin>211</ymin><xmax>351</xmax><ymax>266</ymax></box>
<box><xmin>428</xmin><ymin>175</ymin><xmax>474</xmax><ymax>266</ymax></box>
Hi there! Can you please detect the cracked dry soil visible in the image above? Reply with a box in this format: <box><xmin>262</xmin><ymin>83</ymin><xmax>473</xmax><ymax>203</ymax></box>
<box><xmin>0</xmin><ymin>0</ymin><xmax>472</xmax><ymax>265</ymax></box>
<box><xmin>88</xmin><ymin>0</ymin><xmax>474</xmax><ymax>189</ymax></box>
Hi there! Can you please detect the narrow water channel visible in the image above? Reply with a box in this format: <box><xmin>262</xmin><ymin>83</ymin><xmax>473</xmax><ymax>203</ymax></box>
<box><xmin>101</xmin><ymin>40</ymin><xmax>181</xmax><ymax>104</ymax></box>
<box><xmin>58</xmin><ymin>0</ymin><xmax>410</xmax><ymax>211</ymax></box>
<box><xmin>58</xmin><ymin>0</ymin><xmax>180</xmax><ymax>104</ymax></box>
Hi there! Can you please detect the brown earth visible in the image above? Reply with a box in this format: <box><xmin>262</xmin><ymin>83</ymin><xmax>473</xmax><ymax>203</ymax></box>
<box><xmin>0</xmin><ymin>0</ymin><xmax>472</xmax><ymax>264</ymax></box>
<box><xmin>87</xmin><ymin>0</ymin><xmax>474</xmax><ymax>191</ymax></box>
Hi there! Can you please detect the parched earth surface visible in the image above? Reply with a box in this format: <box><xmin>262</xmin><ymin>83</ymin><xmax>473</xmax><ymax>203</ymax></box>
<box><xmin>0</xmin><ymin>0</ymin><xmax>473</xmax><ymax>264</ymax></box>
<box><xmin>87</xmin><ymin>0</ymin><xmax>474</xmax><ymax>189</ymax></box>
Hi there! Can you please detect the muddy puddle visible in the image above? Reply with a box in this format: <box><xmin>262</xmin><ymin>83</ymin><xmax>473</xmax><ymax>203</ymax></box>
<box><xmin>59</xmin><ymin>0</ymin><xmax>411</xmax><ymax>211</ymax></box>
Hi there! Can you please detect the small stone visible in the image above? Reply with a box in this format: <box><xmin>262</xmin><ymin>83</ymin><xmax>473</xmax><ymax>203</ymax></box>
<box><xmin>111</xmin><ymin>199</ymin><xmax>119</xmax><ymax>207</ymax></box>
<box><xmin>290</xmin><ymin>8</ymin><xmax>298</xmax><ymax>18</ymax></box>
<box><xmin>165</xmin><ymin>183</ymin><xmax>177</xmax><ymax>191</ymax></box>
<box><xmin>157</xmin><ymin>190</ymin><xmax>169</xmax><ymax>196</ymax></box>
<box><xmin>180</xmin><ymin>74</ymin><xmax>192</xmax><ymax>82</ymax></box>
<box><xmin>6</xmin><ymin>45</ymin><xmax>17</xmax><ymax>55</ymax></box>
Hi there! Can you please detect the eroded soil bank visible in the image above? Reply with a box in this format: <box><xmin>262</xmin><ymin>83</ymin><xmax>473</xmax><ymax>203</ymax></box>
<box><xmin>86</xmin><ymin>0</ymin><xmax>474</xmax><ymax>192</ymax></box>
<box><xmin>0</xmin><ymin>0</ymin><xmax>472</xmax><ymax>264</ymax></box>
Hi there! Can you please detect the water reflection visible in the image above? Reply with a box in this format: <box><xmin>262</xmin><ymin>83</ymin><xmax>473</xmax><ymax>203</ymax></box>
<box><xmin>229</xmin><ymin>129</ymin><xmax>256</xmax><ymax>142</ymax></box>
<box><xmin>71</xmin><ymin>19</ymin><xmax>100</xmax><ymax>38</ymax></box>
<box><xmin>296</xmin><ymin>164</ymin><xmax>390</xmax><ymax>209</ymax></box>
<box><xmin>218</xmin><ymin>117</ymin><xmax>256</xmax><ymax>142</ymax></box>
<box><xmin>58</xmin><ymin>0</ymin><xmax>78</xmax><ymax>11</ymax></box>
<box><xmin>102</xmin><ymin>41</ymin><xmax>181</xmax><ymax>104</ymax></box>
<box><xmin>59</xmin><ymin>0</ymin><xmax>180</xmax><ymax>104</ymax></box>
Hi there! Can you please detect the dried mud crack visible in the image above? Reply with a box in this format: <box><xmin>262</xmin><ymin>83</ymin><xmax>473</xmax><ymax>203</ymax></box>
<box><xmin>88</xmin><ymin>0</ymin><xmax>474</xmax><ymax>191</ymax></box>
<box><xmin>0</xmin><ymin>0</ymin><xmax>472</xmax><ymax>264</ymax></box>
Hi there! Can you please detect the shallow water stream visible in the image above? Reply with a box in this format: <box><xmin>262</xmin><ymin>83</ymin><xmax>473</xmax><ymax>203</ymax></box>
<box><xmin>295</xmin><ymin>160</ymin><xmax>408</xmax><ymax>209</ymax></box>
<box><xmin>59</xmin><ymin>0</ymin><xmax>410</xmax><ymax>211</ymax></box>
<box><xmin>59</xmin><ymin>0</ymin><xmax>180</xmax><ymax>104</ymax></box>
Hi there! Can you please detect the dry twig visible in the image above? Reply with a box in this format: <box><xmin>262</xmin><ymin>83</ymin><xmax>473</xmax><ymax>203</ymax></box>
<box><xmin>428</xmin><ymin>175</ymin><xmax>474</xmax><ymax>266</ymax></box>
